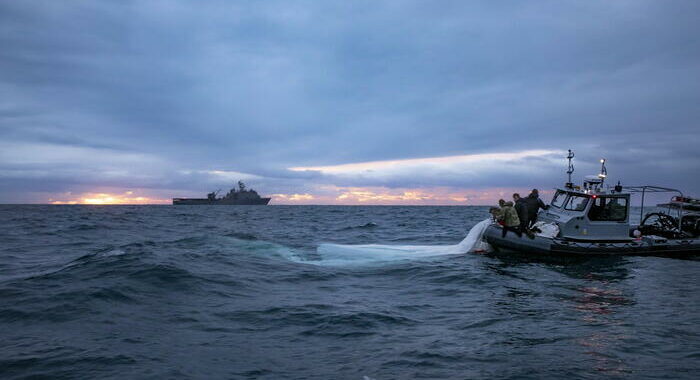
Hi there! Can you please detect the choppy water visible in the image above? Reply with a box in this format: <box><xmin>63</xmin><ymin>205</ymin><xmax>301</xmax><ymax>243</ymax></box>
<box><xmin>1</xmin><ymin>205</ymin><xmax>699</xmax><ymax>379</ymax></box>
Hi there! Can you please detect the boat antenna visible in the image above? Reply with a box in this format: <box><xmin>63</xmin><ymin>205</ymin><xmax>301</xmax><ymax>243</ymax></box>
<box><xmin>598</xmin><ymin>158</ymin><xmax>607</xmax><ymax>186</ymax></box>
<box><xmin>566</xmin><ymin>149</ymin><xmax>575</xmax><ymax>188</ymax></box>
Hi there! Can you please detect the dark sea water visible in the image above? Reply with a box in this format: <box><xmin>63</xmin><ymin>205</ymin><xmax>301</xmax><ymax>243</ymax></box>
<box><xmin>1</xmin><ymin>205</ymin><xmax>699</xmax><ymax>379</ymax></box>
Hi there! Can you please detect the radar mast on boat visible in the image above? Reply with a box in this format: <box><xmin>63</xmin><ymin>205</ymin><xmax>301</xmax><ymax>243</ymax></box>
<box><xmin>565</xmin><ymin>150</ymin><xmax>575</xmax><ymax>189</ymax></box>
<box><xmin>598</xmin><ymin>158</ymin><xmax>607</xmax><ymax>185</ymax></box>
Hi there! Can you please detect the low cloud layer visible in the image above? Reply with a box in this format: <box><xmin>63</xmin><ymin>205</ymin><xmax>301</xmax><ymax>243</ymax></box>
<box><xmin>1</xmin><ymin>1</ymin><xmax>699</xmax><ymax>204</ymax></box>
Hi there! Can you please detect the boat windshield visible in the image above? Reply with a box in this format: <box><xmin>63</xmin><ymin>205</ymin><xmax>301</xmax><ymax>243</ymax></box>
<box><xmin>564</xmin><ymin>194</ymin><xmax>589</xmax><ymax>211</ymax></box>
<box><xmin>551</xmin><ymin>190</ymin><xmax>567</xmax><ymax>208</ymax></box>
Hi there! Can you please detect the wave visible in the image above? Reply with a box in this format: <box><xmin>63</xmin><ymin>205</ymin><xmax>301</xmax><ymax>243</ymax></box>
<box><xmin>60</xmin><ymin>223</ymin><xmax>109</xmax><ymax>232</ymax></box>
<box><xmin>303</xmin><ymin>219</ymin><xmax>493</xmax><ymax>266</ymax></box>
<box><xmin>338</xmin><ymin>222</ymin><xmax>378</xmax><ymax>231</ymax></box>
<box><xmin>216</xmin><ymin>306</ymin><xmax>416</xmax><ymax>337</ymax></box>
<box><xmin>224</xmin><ymin>232</ymin><xmax>258</xmax><ymax>240</ymax></box>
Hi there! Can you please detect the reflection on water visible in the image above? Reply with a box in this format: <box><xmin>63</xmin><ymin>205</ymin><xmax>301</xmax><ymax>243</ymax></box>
<box><xmin>555</xmin><ymin>256</ymin><xmax>632</xmax><ymax>282</ymax></box>
<box><xmin>577</xmin><ymin>332</ymin><xmax>630</xmax><ymax>376</ymax></box>
<box><xmin>575</xmin><ymin>286</ymin><xmax>633</xmax><ymax>318</ymax></box>
<box><xmin>486</xmin><ymin>255</ymin><xmax>637</xmax><ymax>375</ymax></box>
<box><xmin>569</xmin><ymin>260</ymin><xmax>634</xmax><ymax>376</ymax></box>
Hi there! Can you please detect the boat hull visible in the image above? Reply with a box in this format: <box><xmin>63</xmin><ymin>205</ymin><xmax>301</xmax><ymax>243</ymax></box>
<box><xmin>172</xmin><ymin>197</ymin><xmax>271</xmax><ymax>205</ymax></box>
<box><xmin>484</xmin><ymin>224</ymin><xmax>700</xmax><ymax>257</ymax></box>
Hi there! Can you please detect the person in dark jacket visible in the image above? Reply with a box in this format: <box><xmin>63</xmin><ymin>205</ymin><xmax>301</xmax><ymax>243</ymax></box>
<box><xmin>513</xmin><ymin>193</ymin><xmax>532</xmax><ymax>237</ymax></box>
<box><xmin>525</xmin><ymin>189</ymin><xmax>549</xmax><ymax>228</ymax></box>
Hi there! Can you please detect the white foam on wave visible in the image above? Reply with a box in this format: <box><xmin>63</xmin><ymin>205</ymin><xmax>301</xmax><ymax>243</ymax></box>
<box><xmin>307</xmin><ymin>219</ymin><xmax>493</xmax><ymax>266</ymax></box>
<box><xmin>97</xmin><ymin>248</ymin><xmax>127</xmax><ymax>258</ymax></box>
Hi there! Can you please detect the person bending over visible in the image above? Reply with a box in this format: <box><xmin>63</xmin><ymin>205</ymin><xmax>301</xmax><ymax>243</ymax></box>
<box><xmin>498</xmin><ymin>199</ymin><xmax>522</xmax><ymax>238</ymax></box>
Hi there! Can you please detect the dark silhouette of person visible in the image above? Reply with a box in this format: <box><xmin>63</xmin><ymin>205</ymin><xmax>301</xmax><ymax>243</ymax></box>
<box><xmin>513</xmin><ymin>193</ymin><xmax>531</xmax><ymax>236</ymax></box>
<box><xmin>525</xmin><ymin>189</ymin><xmax>549</xmax><ymax>228</ymax></box>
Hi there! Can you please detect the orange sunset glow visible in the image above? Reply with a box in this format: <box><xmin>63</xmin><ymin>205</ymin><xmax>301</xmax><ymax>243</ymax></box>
<box><xmin>44</xmin><ymin>187</ymin><xmax>553</xmax><ymax>206</ymax></box>
<box><xmin>49</xmin><ymin>191</ymin><xmax>170</xmax><ymax>205</ymax></box>
<box><xmin>271</xmin><ymin>186</ymin><xmax>552</xmax><ymax>205</ymax></box>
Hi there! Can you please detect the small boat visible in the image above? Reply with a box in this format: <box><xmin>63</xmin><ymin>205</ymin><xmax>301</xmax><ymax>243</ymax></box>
<box><xmin>484</xmin><ymin>150</ymin><xmax>700</xmax><ymax>257</ymax></box>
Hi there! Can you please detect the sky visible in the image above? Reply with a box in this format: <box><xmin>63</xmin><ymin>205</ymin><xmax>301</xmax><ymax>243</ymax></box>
<box><xmin>1</xmin><ymin>0</ymin><xmax>699</xmax><ymax>205</ymax></box>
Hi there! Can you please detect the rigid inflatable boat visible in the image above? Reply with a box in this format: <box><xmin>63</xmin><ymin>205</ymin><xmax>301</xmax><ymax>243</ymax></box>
<box><xmin>484</xmin><ymin>150</ymin><xmax>700</xmax><ymax>257</ymax></box>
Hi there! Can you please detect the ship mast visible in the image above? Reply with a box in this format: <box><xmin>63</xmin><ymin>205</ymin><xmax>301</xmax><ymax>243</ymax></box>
<box><xmin>566</xmin><ymin>149</ymin><xmax>575</xmax><ymax>188</ymax></box>
<box><xmin>598</xmin><ymin>158</ymin><xmax>607</xmax><ymax>186</ymax></box>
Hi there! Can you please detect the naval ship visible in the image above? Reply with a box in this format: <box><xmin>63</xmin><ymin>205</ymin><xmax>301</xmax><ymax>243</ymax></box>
<box><xmin>173</xmin><ymin>181</ymin><xmax>271</xmax><ymax>205</ymax></box>
<box><xmin>483</xmin><ymin>150</ymin><xmax>700</xmax><ymax>257</ymax></box>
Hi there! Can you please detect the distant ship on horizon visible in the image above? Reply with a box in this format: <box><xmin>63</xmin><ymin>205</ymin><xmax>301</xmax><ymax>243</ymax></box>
<box><xmin>172</xmin><ymin>181</ymin><xmax>271</xmax><ymax>205</ymax></box>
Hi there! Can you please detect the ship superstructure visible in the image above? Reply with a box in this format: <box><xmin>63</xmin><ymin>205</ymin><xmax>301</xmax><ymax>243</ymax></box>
<box><xmin>173</xmin><ymin>181</ymin><xmax>271</xmax><ymax>205</ymax></box>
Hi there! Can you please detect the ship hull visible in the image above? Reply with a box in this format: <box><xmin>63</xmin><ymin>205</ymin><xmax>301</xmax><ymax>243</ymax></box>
<box><xmin>172</xmin><ymin>197</ymin><xmax>271</xmax><ymax>205</ymax></box>
<box><xmin>484</xmin><ymin>224</ymin><xmax>700</xmax><ymax>257</ymax></box>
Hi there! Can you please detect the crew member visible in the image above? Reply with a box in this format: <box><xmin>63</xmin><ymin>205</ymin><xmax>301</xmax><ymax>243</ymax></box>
<box><xmin>525</xmin><ymin>189</ymin><xmax>549</xmax><ymax>228</ymax></box>
<box><xmin>513</xmin><ymin>193</ymin><xmax>531</xmax><ymax>237</ymax></box>
<box><xmin>489</xmin><ymin>206</ymin><xmax>503</xmax><ymax>223</ymax></box>
<box><xmin>498</xmin><ymin>199</ymin><xmax>522</xmax><ymax>238</ymax></box>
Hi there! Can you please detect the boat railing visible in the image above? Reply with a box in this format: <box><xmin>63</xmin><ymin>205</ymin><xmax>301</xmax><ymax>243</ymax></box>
<box><xmin>623</xmin><ymin>185</ymin><xmax>684</xmax><ymax>231</ymax></box>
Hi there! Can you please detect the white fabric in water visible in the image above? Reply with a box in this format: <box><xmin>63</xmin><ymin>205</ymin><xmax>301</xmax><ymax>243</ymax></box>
<box><xmin>309</xmin><ymin>219</ymin><xmax>494</xmax><ymax>266</ymax></box>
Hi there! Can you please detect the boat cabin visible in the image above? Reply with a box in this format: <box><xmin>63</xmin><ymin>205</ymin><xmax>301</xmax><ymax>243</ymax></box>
<box><xmin>539</xmin><ymin>188</ymin><xmax>631</xmax><ymax>241</ymax></box>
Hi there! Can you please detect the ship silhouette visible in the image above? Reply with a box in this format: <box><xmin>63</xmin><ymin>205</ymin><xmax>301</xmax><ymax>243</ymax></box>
<box><xmin>172</xmin><ymin>181</ymin><xmax>271</xmax><ymax>205</ymax></box>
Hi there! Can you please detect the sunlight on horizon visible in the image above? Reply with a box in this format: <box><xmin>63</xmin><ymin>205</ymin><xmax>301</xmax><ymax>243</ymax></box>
<box><xmin>49</xmin><ymin>191</ymin><xmax>169</xmax><ymax>205</ymax></box>
<box><xmin>270</xmin><ymin>186</ymin><xmax>552</xmax><ymax>205</ymax></box>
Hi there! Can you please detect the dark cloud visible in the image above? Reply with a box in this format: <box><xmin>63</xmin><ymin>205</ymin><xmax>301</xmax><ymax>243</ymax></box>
<box><xmin>1</xmin><ymin>0</ymin><xmax>699</xmax><ymax>202</ymax></box>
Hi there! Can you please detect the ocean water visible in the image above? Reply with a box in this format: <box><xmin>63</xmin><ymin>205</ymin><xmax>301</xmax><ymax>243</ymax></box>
<box><xmin>1</xmin><ymin>205</ymin><xmax>698</xmax><ymax>379</ymax></box>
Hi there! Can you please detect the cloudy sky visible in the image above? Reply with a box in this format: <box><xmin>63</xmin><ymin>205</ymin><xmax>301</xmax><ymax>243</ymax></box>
<box><xmin>1</xmin><ymin>0</ymin><xmax>699</xmax><ymax>204</ymax></box>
